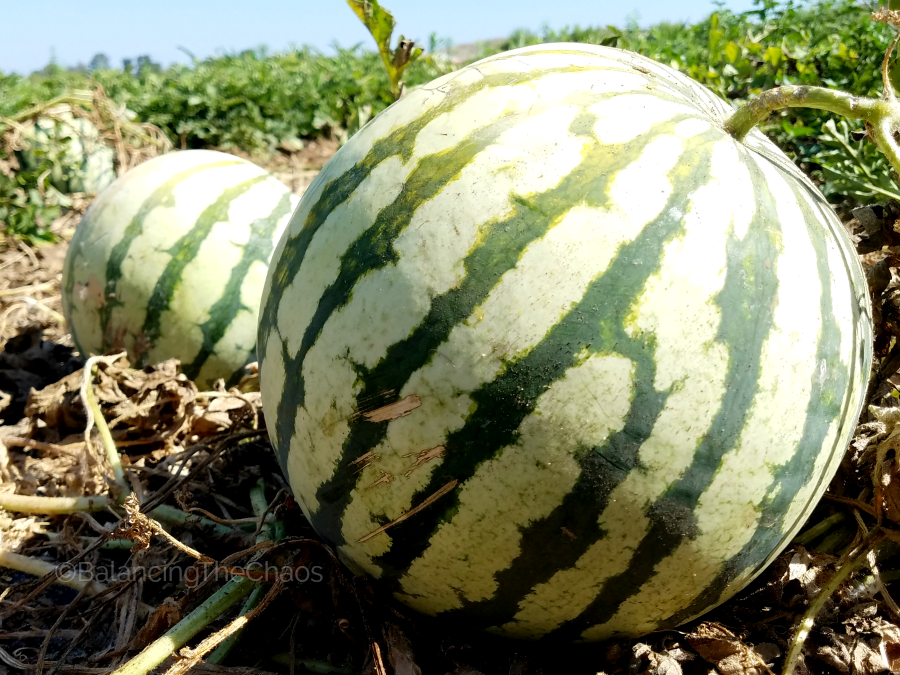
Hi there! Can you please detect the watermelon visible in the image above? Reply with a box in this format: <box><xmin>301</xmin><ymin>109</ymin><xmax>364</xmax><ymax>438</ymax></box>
<box><xmin>63</xmin><ymin>149</ymin><xmax>298</xmax><ymax>389</ymax></box>
<box><xmin>257</xmin><ymin>44</ymin><xmax>872</xmax><ymax>640</ymax></box>
<box><xmin>17</xmin><ymin>109</ymin><xmax>117</xmax><ymax>195</ymax></box>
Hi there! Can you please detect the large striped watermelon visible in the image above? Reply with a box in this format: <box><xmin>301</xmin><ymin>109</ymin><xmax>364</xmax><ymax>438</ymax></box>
<box><xmin>257</xmin><ymin>44</ymin><xmax>872</xmax><ymax>640</ymax></box>
<box><xmin>63</xmin><ymin>150</ymin><xmax>298</xmax><ymax>389</ymax></box>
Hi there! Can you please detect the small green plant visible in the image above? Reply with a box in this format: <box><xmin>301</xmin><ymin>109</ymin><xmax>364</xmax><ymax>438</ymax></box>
<box><xmin>347</xmin><ymin>0</ymin><xmax>424</xmax><ymax>99</ymax></box>
<box><xmin>0</xmin><ymin>164</ymin><xmax>63</xmax><ymax>245</ymax></box>
<box><xmin>0</xmin><ymin>123</ymin><xmax>66</xmax><ymax>245</ymax></box>
<box><xmin>808</xmin><ymin>118</ymin><xmax>900</xmax><ymax>202</ymax></box>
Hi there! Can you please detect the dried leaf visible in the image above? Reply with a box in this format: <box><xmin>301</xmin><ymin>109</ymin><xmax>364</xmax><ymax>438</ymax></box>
<box><xmin>789</xmin><ymin>547</ymin><xmax>829</xmax><ymax>599</ymax></box>
<box><xmin>384</xmin><ymin>624</ymin><xmax>421</xmax><ymax>675</ymax></box>
<box><xmin>815</xmin><ymin>633</ymin><xmax>851</xmax><ymax>674</ymax></box>
<box><xmin>687</xmin><ymin>623</ymin><xmax>769</xmax><ymax>675</ymax></box>
<box><xmin>2</xmin><ymin>328</ymin><xmax>82</xmax><ymax>422</ymax></box>
<box><xmin>191</xmin><ymin>410</ymin><xmax>233</xmax><ymax>434</ymax></box>
<box><xmin>655</xmin><ymin>656</ymin><xmax>683</xmax><ymax>675</ymax></box>
<box><xmin>24</xmin><ymin>368</ymin><xmax>83</xmax><ymax>427</ymax></box>
<box><xmin>131</xmin><ymin>596</ymin><xmax>182</xmax><ymax>650</ymax></box>
<box><xmin>852</xmin><ymin>640</ymin><xmax>884</xmax><ymax>675</ymax></box>
<box><xmin>860</xmin><ymin>617</ymin><xmax>900</xmax><ymax>672</ymax></box>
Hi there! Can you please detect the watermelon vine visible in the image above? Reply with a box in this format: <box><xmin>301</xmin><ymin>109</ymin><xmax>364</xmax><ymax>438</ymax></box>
<box><xmin>725</xmin><ymin>9</ymin><xmax>900</xmax><ymax>178</ymax></box>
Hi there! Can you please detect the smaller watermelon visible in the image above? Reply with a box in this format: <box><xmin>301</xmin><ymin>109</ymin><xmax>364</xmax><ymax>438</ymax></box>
<box><xmin>63</xmin><ymin>149</ymin><xmax>298</xmax><ymax>389</ymax></box>
<box><xmin>16</xmin><ymin>108</ymin><xmax>117</xmax><ymax>195</ymax></box>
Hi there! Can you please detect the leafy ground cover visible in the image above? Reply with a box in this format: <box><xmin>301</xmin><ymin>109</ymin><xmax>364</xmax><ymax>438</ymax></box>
<box><xmin>3</xmin><ymin>0</ymin><xmax>900</xmax><ymax>245</ymax></box>
<box><xmin>4</xmin><ymin>0</ymin><xmax>898</xmax><ymax>197</ymax></box>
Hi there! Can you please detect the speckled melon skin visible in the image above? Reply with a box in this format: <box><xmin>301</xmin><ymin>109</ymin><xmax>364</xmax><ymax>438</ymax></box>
<box><xmin>63</xmin><ymin>149</ymin><xmax>299</xmax><ymax>388</ymax></box>
<box><xmin>257</xmin><ymin>44</ymin><xmax>872</xmax><ymax>640</ymax></box>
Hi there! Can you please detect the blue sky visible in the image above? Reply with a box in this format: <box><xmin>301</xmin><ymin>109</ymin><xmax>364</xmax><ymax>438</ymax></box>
<box><xmin>2</xmin><ymin>0</ymin><xmax>760</xmax><ymax>75</ymax></box>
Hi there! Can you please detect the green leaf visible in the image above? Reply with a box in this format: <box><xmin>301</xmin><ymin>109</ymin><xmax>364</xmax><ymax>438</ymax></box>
<box><xmin>763</xmin><ymin>46</ymin><xmax>784</xmax><ymax>66</ymax></box>
<box><xmin>724</xmin><ymin>41</ymin><xmax>740</xmax><ymax>64</ymax></box>
<box><xmin>346</xmin><ymin>0</ymin><xmax>397</xmax><ymax>57</ymax></box>
<box><xmin>346</xmin><ymin>0</ymin><xmax>422</xmax><ymax>100</ymax></box>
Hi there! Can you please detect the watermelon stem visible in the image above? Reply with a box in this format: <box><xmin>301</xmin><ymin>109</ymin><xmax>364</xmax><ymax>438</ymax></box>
<box><xmin>723</xmin><ymin>87</ymin><xmax>900</xmax><ymax>181</ymax></box>
<box><xmin>109</xmin><ymin>482</ymin><xmax>279</xmax><ymax>675</ymax></box>
<box><xmin>206</xmin><ymin>479</ymin><xmax>277</xmax><ymax>664</ymax></box>
<box><xmin>723</xmin><ymin>86</ymin><xmax>886</xmax><ymax>143</ymax></box>
<box><xmin>782</xmin><ymin>526</ymin><xmax>885</xmax><ymax>675</ymax></box>
<box><xmin>726</xmin><ymin>16</ymin><xmax>900</xmax><ymax>183</ymax></box>
<box><xmin>81</xmin><ymin>354</ymin><xmax>129</xmax><ymax>497</ymax></box>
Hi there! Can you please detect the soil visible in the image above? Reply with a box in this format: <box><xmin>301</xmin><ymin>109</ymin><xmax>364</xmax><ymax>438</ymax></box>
<box><xmin>2</xmin><ymin>163</ymin><xmax>900</xmax><ymax>675</ymax></box>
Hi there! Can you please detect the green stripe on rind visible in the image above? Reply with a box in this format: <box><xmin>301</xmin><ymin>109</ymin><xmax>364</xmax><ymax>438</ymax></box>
<box><xmin>254</xmin><ymin>44</ymin><xmax>871</xmax><ymax>641</ymax></box>
<box><xmin>270</xmin><ymin>122</ymin><xmax>510</xmax><ymax>471</ymax></box>
<box><xmin>310</xmin><ymin>196</ymin><xmax>564</xmax><ymax>518</ymax></box>
<box><xmin>257</xmin><ymin>64</ymin><xmax>692</xmax><ymax>466</ymax></box>
<box><xmin>371</xmin><ymin>127</ymin><xmax>724</xmax><ymax>584</ymax></box>
<box><xmin>92</xmin><ymin>159</ymin><xmax>243</xmax><ymax>354</ymax></box>
<box><xmin>309</xmin><ymin>109</ymin><xmax>703</xmax><ymax>547</ymax></box>
<box><xmin>138</xmin><ymin>175</ymin><xmax>268</xmax><ymax>364</ymax></box>
<box><xmin>540</xmin><ymin>142</ymin><xmax>782</xmax><ymax>642</ymax></box>
<box><xmin>404</xmin><ymin>135</ymin><xmax>714</xmax><ymax>628</ymax></box>
<box><xmin>182</xmin><ymin>190</ymin><xmax>295</xmax><ymax>382</ymax></box>
<box><xmin>659</xmin><ymin>180</ymin><xmax>864</xmax><ymax>633</ymax></box>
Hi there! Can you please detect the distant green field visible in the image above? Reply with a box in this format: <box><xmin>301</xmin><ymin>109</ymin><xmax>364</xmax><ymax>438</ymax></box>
<box><xmin>2</xmin><ymin>0</ymin><xmax>899</xmax><ymax>242</ymax></box>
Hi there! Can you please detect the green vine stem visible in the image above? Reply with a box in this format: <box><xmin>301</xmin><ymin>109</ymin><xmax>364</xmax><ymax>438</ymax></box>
<box><xmin>0</xmin><ymin>491</ymin><xmax>246</xmax><ymax>538</ymax></box>
<box><xmin>207</xmin><ymin>479</ymin><xmax>275</xmax><ymax>664</ymax></box>
<box><xmin>782</xmin><ymin>527</ymin><xmax>885</xmax><ymax>675</ymax></box>
<box><xmin>724</xmin><ymin>16</ymin><xmax>900</xmax><ymax>180</ymax></box>
<box><xmin>82</xmin><ymin>354</ymin><xmax>129</xmax><ymax>495</ymax></box>
<box><xmin>110</xmin><ymin>481</ymin><xmax>277</xmax><ymax>675</ymax></box>
<box><xmin>109</xmin><ymin>577</ymin><xmax>254</xmax><ymax>675</ymax></box>
<box><xmin>0</xmin><ymin>492</ymin><xmax>109</xmax><ymax>514</ymax></box>
<box><xmin>792</xmin><ymin>511</ymin><xmax>849</xmax><ymax>546</ymax></box>
<box><xmin>724</xmin><ymin>86</ymin><xmax>888</xmax><ymax>141</ymax></box>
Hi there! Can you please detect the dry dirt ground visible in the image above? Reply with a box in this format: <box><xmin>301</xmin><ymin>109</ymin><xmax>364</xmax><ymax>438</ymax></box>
<box><xmin>4</xmin><ymin>164</ymin><xmax>900</xmax><ymax>675</ymax></box>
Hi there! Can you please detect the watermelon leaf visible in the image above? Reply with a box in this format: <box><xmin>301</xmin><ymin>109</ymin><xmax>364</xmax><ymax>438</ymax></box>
<box><xmin>347</xmin><ymin>0</ymin><xmax>396</xmax><ymax>53</ymax></box>
<box><xmin>346</xmin><ymin>0</ymin><xmax>422</xmax><ymax>100</ymax></box>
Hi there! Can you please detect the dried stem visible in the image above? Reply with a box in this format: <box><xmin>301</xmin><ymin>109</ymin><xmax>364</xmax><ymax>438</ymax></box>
<box><xmin>782</xmin><ymin>527</ymin><xmax>885</xmax><ymax>675</ymax></box>
<box><xmin>882</xmin><ymin>30</ymin><xmax>900</xmax><ymax>100</ymax></box>
<box><xmin>109</xmin><ymin>481</ymin><xmax>281</xmax><ymax>675</ymax></box>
